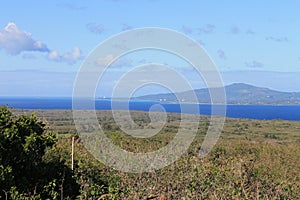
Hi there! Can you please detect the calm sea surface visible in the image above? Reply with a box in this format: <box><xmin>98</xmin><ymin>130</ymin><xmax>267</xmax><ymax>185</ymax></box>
<box><xmin>1</xmin><ymin>97</ymin><xmax>300</xmax><ymax>120</ymax></box>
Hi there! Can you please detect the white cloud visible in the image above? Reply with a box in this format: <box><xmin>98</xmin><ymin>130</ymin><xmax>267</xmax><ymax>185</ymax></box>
<box><xmin>64</xmin><ymin>47</ymin><xmax>81</xmax><ymax>61</ymax></box>
<box><xmin>0</xmin><ymin>22</ymin><xmax>49</xmax><ymax>55</ymax></box>
<box><xmin>47</xmin><ymin>50</ymin><xmax>60</xmax><ymax>61</ymax></box>
<box><xmin>47</xmin><ymin>47</ymin><xmax>82</xmax><ymax>64</ymax></box>
<box><xmin>95</xmin><ymin>54</ymin><xmax>115</xmax><ymax>66</ymax></box>
<box><xmin>95</xmin><ymin>54</ymin><xmax>132</xmax><ymax>68</ymax></box>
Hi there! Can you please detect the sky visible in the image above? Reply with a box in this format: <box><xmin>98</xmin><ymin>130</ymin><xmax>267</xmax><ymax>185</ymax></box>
<box><xmin>0</xmin><ymin>0</ymin><xmax>300</xmax><ymax>96</ymax></box>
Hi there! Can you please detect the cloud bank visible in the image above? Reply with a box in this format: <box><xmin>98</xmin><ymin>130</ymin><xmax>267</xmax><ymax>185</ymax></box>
<box><xmin>48</xmin><ymin>47</ymin><xmax>82</xmax><ymax>64</ymax></box>
<box><xmin>0</xmin><ymin>22</ymin><xmax>49</xmax><ymax>55</ymax></box>
<box><xmin>0</xmin><ymin>22</ymin><xmax>82</xmax><ymax>64</ymax></box>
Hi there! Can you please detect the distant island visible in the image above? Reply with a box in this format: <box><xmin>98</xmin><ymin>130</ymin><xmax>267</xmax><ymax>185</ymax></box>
<box><xmin>134</xmin><ymin>83</ymin><xmax>300</xmax><ymax>105</ymax></box>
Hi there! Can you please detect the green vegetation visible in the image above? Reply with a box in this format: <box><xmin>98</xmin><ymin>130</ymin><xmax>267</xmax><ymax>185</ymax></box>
<box><xmin>1</xmin><ymin>107</ymin><xmax>300</xmax><ymax>199</ymax></box>
<box><xmin>136</xmin><ymin>83</ymin><xmax>300</xmax><ymax>104</ymax></box>
<box><xmin>0</xmin><ymin>107</ymin><xmax>114</xmax><ymax>200</ymax></box>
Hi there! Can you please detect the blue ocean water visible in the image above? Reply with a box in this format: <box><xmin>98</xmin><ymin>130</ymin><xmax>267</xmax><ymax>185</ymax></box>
<box><xmin>1</xmin><ymin>97</ymin><xmax>300</xmax><ymax>120</ymax></box>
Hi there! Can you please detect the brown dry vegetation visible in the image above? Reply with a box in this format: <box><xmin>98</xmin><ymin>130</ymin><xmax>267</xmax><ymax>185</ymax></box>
<box><xmin>14</xmin><ymin>109</ymin><xmax>300</xmax><ymax>199</ymax></box>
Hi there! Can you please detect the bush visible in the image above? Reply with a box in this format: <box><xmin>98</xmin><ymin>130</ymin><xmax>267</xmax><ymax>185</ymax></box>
<box><xmin>0</xmin><ymin>106</ymin><xmax>79</xmax><ymax>199</ymax></box>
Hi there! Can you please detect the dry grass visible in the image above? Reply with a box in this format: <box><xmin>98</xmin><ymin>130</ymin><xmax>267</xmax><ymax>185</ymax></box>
<box><xmin>14</xmin><ymin>109</ymin><xmax>300</xmax><ymax>199</ymax></box>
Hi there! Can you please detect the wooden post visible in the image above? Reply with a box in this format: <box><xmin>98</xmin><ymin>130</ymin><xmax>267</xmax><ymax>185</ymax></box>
<box><xmin>71</xmin><ymin>136</ymin><xmax>74</xmax><ymax>171</ymax></box>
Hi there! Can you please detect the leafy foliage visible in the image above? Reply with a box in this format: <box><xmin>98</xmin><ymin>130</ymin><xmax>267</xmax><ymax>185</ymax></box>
<box><xmin>0</xmin><ymin>106</ymin><xmax>79</xmax><ymax>199</ymax></box>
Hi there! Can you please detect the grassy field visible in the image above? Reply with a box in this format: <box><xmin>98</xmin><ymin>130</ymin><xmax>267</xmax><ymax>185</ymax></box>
<box><xmin>14</xmin><ymin>109</ymin><xmax>300</xmax><ymax>199</ymax></box>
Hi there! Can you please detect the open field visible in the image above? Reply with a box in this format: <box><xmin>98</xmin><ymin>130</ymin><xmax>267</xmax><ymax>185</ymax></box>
<box><xmin>13</xmin><ymin>109</ymin><xmax>300</xmax><ymax>199</ymax></box>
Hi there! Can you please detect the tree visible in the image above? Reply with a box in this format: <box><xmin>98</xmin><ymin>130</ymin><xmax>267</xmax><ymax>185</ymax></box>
<box><xmin>0</xmin><ymin>106</ymin><xmax>79</xmax><ymax>199</ymax></box>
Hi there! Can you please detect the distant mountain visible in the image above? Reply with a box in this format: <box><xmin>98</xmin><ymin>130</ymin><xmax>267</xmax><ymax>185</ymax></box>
<box><xmin>134</xmin><ymin>83</ymin><xmax>300</xmax><ymax>105</ymax></box>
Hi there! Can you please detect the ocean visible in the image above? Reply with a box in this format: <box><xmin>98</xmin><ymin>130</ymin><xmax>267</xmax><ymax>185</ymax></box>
<box><xmin>1</xmin><ymin>97</ymin><xmax>300</xmax><ymax>121</ymax></box>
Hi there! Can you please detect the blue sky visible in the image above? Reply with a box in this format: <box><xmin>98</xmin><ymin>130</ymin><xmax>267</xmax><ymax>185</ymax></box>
<box><xmin>0</xmin><ymin>0</ymin><xmax>300</xmax><ymax>96</ymax></box>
